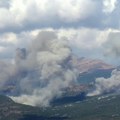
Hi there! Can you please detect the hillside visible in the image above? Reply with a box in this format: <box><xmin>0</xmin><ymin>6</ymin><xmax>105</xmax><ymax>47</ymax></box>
<box><xmin>0</xmin><ymin>57</ymin><xmax>118</xmax><ymax>120</ymax></box>
<box><xmin>0</xmin><ymin>94</ymin><xmax>120</xmax><ymax>120</ymax></box>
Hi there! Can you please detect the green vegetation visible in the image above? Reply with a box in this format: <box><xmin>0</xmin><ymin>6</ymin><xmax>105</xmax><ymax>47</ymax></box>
<box><xmin>0</xmin><ymin>94</ymin><xmax>120</xmax><ymax>120</ymax></box>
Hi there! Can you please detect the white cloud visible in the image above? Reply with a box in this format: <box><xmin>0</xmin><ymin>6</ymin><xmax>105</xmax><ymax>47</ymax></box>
<box><xmin>9</xmin><ymin>0</ymin><xmax>97</xmax><ymax>23</ymax></box>
<box><xmin>0</xmin><ymin>0</ymin><xmax>119</xmax><ymax>31</ymax></box>
<box><xmin>0</xmin><ymin>28</ymin><xmax>120</xmax><ymax>65</ymax></box>
<box><xmin>0</xmin><ymin>31</ymin><xmax>33</xmax><ymax>59</ymax></box>
<box><xmin>0</xmin><ymin>8</ymin><xmax>15</xmax><ymax>29</ymax></box>
<box><xmin>57</xmin><ymin>28</ymin><xmax>120</xmax><ymax>64</ymax></box>
<box><xmin>102</xmin><ymin>30</ymin><xmax>120</xmax><ymax>58</ymax></box>
<box><xmin>57</xmin><ymin>0</ymin><xmax>97</xmax><ymax>22</ymax></box>
<box><xmin>0</xmin><ymin>32</ymin><xmax>17</xmax><ymax>44</ymax></box>
<box><xmin>58</xmin><ymin>28</ymin><xmax>109</xmax><ymax>49</ymax></box>
<box><xmin>103</xmin><ymin>0</ymin><xmax>117</xmax><ymax>13</ymax></box>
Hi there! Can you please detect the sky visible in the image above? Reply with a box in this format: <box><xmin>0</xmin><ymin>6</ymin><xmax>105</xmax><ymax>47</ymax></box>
<box><xmin>0</xmin><ymin>0</ymin><xmax>120</xmax><ymax>65</ymax></box>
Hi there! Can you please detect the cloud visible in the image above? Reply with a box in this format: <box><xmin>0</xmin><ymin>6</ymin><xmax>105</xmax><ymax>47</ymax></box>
<box><xmin>1</xmin><ymin>28</ymin><xmax>120</xmax><ymax>65</ymax></box>
<box><xmin>0</xmin><ymin>0</ymin><xmax>97</xmax><ymax>31</ymax></box>
<box><xmin>0</xmin><ymin>0</ymin><xmax>119</xmax><ymax>32</ymax></box>
<box><xmin>0</xmin><ymin>28</ymin><xmax>106</xmax><ymax>60</ymax></box>
<box><xmin>103</xmin><ymin>0</ymin><xmax>117</xmax><ymax>13</ymax></box>
<box><xmin>0</xmin><ymin>0</ymin><xmax>10</xmax><ymax>8</ymax></box>
<box><xmin>101</xmin><ymin>30</ymin><xmax>120</xmax><ymax>64</ymax></box>
<box><xmin>57</xmin><ymin>0</ymin><xmax>97</xmax><ymax>23</ymax></box>
<box><xmin>58</xmin><ymin>28</ymin><xmax>120</xmax><ymax>65</ymax></box>
<box><xmin>103</xmin><ymin>30</ymin><xmax>120</xmax><ymax>57</ymax></box>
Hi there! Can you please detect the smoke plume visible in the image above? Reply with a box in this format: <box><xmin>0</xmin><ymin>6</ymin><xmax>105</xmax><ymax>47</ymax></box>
<box><xmin>0</xmin><ymin>31</ymin><xmax>77</xmax><ymax>106</ymax></box>
<box><xmin>88</xmin><ymin>31</ymin><xmax>120</xmax><ymax>96</ymax></box>
<box><xmin>87</xmin><ymin>70</ymin><xmax>120</xmax><ymax>96</ymax></box>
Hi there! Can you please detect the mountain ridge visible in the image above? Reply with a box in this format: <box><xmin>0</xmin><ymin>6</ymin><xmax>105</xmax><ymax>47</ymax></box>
<box><xmin>73</xmin><ymin>57</ymin><xmax>115</xmax><ymax>74</ymax></box>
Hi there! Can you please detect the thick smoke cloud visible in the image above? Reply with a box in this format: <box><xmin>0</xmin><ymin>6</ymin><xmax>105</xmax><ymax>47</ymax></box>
<box><xmin>0</xmin><ymin>31</ymin><xmax>77</xmax><ymax>106</ymax></box>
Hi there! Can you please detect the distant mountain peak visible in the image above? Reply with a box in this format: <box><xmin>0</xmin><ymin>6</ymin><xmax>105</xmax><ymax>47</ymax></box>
<box><xmin>72</xmin><ymin>57</ymin><xmax>115</xmax><ymax>74</ymax></box>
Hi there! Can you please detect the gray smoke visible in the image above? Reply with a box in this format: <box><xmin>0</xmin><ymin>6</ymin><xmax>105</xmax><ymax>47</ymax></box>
<box><xmin>0</xmin><ymin>61</ymin><xmax>15</xmax><ymax>90</ymax></box>
<box><xmin>88</xmin><ymin>31</ymin><xmax>120</xmax><ymax>96</ymax></box>
<box><xmin>2</xmin><ymin>31</ymin><xmax>78</xmax><ymax>106</ymax></box>
<box><xmin>87</xmin><ymin>70</ymin><xmax>120</xmax><ymax>96</ymax></box>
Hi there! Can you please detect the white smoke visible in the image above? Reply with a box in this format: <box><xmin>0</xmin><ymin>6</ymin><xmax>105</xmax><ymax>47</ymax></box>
<box><xmin>6</xmin><ymin>31</ymin><xmax>78</xmax><ymax>106</ymax></box>
<box><xmin>87</xmin><ymin>69</ymin><xmax>120</xmax><ymax>96</ymax></box>
<box><xmin>88</xmin><ymin>31</ymin><xmax>120</xmax><ymax>96</ymax></box>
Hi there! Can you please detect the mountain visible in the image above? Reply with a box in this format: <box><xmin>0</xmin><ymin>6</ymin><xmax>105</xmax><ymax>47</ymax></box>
<box><xmin>73</xmin><ymin>57</ymin><xmax>115</xmax><ymax>74</ymax></box>
<box><xmin>0</xmin><ymin>57</ymin><xmax>119</xmax><ymax>120</ymax></box>
<box><xmin>1</xmin><ymin>94</ymin><xmax>120</xmax><ymax>120</ymax></box>
<box><xmin>0</xmin><ymin>57</ymin><xmax>115</xmax><ymax>95</ymax></box>
<box><xmin>72</xmin><ymin>57</ymin><xmax>115</xmax><ymax>84</ymax></box>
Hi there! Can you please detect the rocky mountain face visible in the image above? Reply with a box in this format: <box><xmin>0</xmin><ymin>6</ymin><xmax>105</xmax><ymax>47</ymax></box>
<box><xmin>72</xmin><ymin>57</ymin><xmax>115</xmax><ymax>74</ymax></box>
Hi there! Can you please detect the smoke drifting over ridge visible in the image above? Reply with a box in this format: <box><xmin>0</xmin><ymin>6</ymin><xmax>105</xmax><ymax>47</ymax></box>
<box><xmin>88</xmin><ymin>70</ymin><xmax>120</xmax><ymax>96</ymax></box>
<box><xmin>88</xmin><ymin>31</ymin><xmax>120</xmax><ymax>96</ymax></box>
<box><xmin>0</xmin><ymin>31</ymin><xmax>77</xmax><ymax>106</ymax></box>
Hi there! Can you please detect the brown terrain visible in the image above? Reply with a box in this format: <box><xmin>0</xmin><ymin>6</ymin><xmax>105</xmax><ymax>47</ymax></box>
<box><xmin>72</xmin><ymin>57</ymin><xmax>115</xmax><ymax>74</ymax></box>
